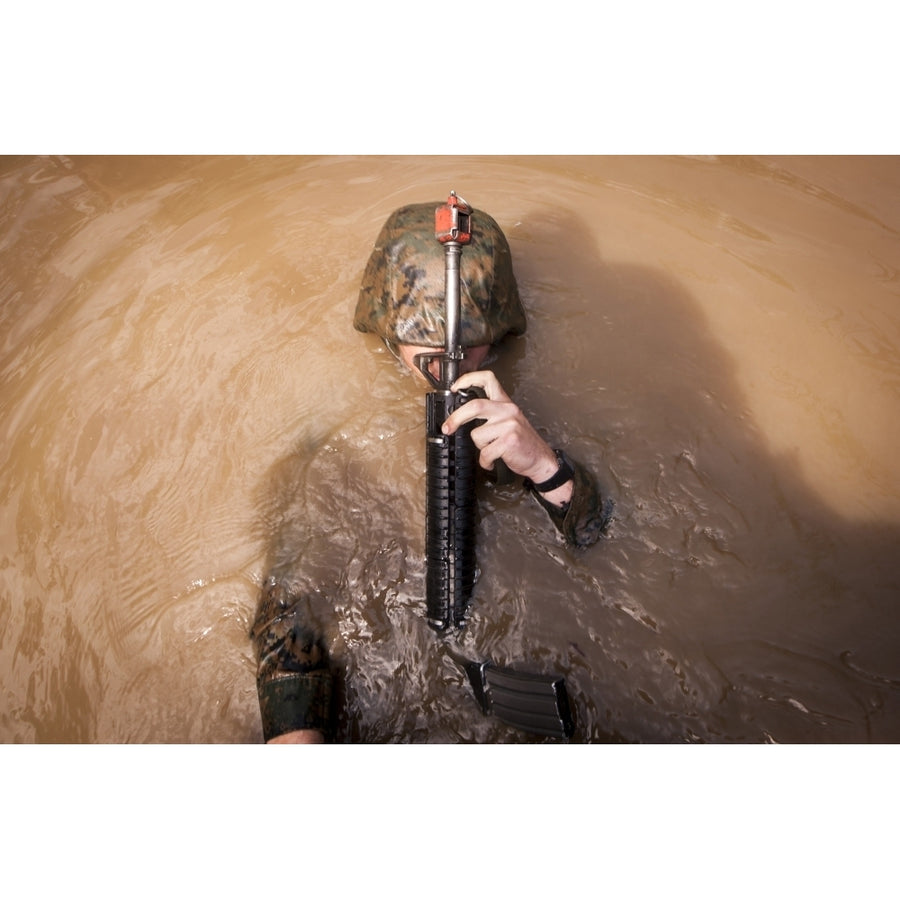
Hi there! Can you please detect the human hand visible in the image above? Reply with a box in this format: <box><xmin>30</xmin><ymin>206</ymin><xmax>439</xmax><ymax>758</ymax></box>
<box><xmin>441</xmin><ymin>370</ymin><xmax>574</xmax><ymax>507</ymax></box>
<box><xmin>268</xmin><ymin>729</ymin><xmax>325</xmax><ymax>744</ymax></box>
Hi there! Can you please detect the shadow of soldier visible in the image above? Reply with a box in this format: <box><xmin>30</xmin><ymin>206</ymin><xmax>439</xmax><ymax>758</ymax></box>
<box><xmin>491</xmin><ymin>205</ymin><xmax>900</xmax><ymax>743</ymax></box>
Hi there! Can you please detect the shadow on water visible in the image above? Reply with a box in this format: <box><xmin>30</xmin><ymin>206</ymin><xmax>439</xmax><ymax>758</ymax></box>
<box><xmin>255</xmin><ymin>203</ymin><xmax>900</xmax><ymax>743</ymax></box>
<box><xmin>511</xmin><ymin>206</ymin><xmax>900</xmax><ymax>742</ymax></box>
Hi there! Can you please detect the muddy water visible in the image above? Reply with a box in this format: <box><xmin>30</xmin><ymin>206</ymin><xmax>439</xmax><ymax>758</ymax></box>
<box><xmin>1</xmin><ymin>155</ymin><xmax>898</xmax><ymax>743</ymax></box>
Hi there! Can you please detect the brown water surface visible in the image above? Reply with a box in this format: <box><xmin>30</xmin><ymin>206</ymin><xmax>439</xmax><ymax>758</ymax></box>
<box><xmin>1</xmin><ymin>155</ymin><xmax>898</xmax><ymax>742</ymax></box>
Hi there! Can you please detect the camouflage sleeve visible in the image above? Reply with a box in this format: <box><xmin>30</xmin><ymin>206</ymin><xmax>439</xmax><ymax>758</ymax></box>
<box><xmin>529</xmin><ymin>456</ymin><xmax>613</xmax><ymax>549</ymax></box>
<box><xmin>250</xmin><ymin>578</ymin><xmax>333</xmax><ymax>742</ymax></box>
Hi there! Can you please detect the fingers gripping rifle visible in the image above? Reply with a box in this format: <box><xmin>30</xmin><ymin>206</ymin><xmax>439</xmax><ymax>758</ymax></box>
<box><xmin>415</xmin><ymin>192</ymin><xmax>479</xmax><ymax>632</ymax></box>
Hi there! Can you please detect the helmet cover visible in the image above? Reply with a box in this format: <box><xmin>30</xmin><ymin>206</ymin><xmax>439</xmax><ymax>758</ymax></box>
<box><xmin>354</xmin><ymin>202</ymin><xmax>526</xmax><ymax>347</ymax></box>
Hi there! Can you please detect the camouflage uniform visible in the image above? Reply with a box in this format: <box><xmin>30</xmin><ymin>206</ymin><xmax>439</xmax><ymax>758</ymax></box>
<box><xmin>252</xmin><ymin>200</ymin><xmax>611</xmax><ymax>742</ymax></box>
<box><xmin>251</xmin><ymin>579</ymin><xmax>333</xmax><ymax>741</ymax></box>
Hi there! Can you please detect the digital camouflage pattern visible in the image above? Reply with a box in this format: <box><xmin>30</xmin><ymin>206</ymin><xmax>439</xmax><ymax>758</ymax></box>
<box><xmin>251</xmin><ymin>578</ymin><xmax>334</xmax><ymax>740</ymax></box>
<box><xmin>354</xmin><ymin>202</ymin><xmax>527</xmax><ymax>348</ymax></box>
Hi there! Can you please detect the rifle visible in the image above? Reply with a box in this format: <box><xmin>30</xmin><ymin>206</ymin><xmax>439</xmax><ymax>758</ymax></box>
<box><xmin>414</xmin><ymin>192</ymin><xmax>575</xmax><ymax>740</ymax></box>
<box><xmin>414</xmin><ymin>191</ymin><xmax>479</xmax><ymax>632</ymax></box>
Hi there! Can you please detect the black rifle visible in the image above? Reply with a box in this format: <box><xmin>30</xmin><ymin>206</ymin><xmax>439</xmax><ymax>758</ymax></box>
<box><xmin>415</xmin><ymin>192</ymin><xmax>575</xmax><ymax>740</ymax></box>
<box><xmin>414</xmin><ymin>191</ymin><xmax>479</xmax><ymax>632</ymax></box>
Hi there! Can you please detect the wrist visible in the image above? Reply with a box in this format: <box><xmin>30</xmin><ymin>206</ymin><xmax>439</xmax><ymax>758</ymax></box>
<box><xmin>523</xmin><ymin>449</ymin><xmax>575</xmax><ymax>494</ymax></box>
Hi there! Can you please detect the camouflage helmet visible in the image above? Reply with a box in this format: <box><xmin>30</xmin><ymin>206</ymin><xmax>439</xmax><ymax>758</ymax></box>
<box><xmin>354</xmin><ymin>201</ymin><xmax>526</xmax><ymax>348</ymax></box>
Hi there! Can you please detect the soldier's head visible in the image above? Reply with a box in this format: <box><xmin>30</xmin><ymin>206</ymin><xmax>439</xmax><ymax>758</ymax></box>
<box><xmin>354</xmin><ymin>201</ymin><xmax>525</xmax><ymax>381</ymax></box>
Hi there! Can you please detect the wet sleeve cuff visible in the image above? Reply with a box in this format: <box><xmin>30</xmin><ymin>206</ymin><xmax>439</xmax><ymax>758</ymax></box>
<box><xmin>257</xmin><ymin>670</ymin><xmax>333</xmax><ymax>742</ymax></box>
<box><xmin>251</xmin><ymin>580</ymin><xmax>334</xmax><ymax>741</ymax></box>
<box><xmin>530</xmin><ymin>457</ymin><xmax>613</xmax><ymax>548</ymax></box>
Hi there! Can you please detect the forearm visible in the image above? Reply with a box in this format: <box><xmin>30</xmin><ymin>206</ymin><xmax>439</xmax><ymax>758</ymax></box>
<box><xmin>251</xmin><ymin>579</ymin><xmax>333</xmax><ymax>742</ymax></box>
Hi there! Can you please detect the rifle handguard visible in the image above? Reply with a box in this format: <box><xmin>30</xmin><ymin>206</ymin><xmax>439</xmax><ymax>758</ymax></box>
<box><xmin>424</xmin><ymin>387</ymin><xmax>479</xmax><ymax>631</ymax></box>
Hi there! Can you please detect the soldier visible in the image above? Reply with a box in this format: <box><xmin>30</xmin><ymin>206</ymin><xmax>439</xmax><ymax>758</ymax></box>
<box><xmin>251</xmin><ymin>201</ymin><xmax>612</xmax><ymax>744</ymax></box>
